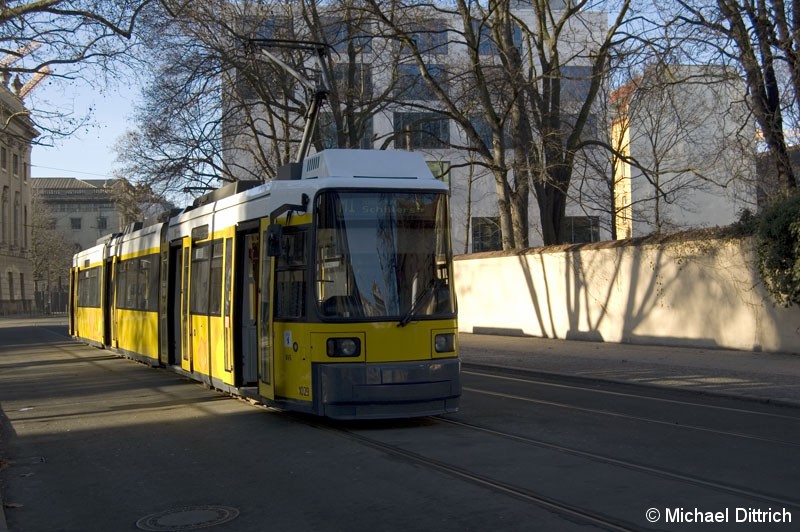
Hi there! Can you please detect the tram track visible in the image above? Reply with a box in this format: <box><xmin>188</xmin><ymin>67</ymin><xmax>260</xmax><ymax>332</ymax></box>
<box><xmin>302</xmin><ymin>368</ymin><xmax>800</xmax><ymax>531</ymax></box>
<box><xmin>464</xmin><ymin>386</ymin><xmax>800</xmax><ymax>448</ymax></box>
<box><xmin>314</xmin><ymin>421</ymin><xmax>643</xmax><ymax>532</ymax></box>
<box><xmin>434</xmin><ymin>417</ymin><xmax>800</xmax><ymax>511</ymax></box>
<box><xmin>463</xmin><ymin>367</ymin><xmax>800</xmax><ymax>421</ymax></box>
<box><xmin>463</xmin><ymin>370</ymin><xmax>800</xmax><ymax>448</ymax></box>
<box><xmin>311</xmin><ymin>412</ymin><xmax>800</xmax><ymax>532</ymax></box>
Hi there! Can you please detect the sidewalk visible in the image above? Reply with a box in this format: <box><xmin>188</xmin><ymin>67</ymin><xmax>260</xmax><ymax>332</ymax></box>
<box><xmin>1</xmin><ymin>319</ymin><xmax>799</xmax><ymax>530</ymax></box>
<box><xmin>2</xmin><ymin>316</ymin><xmax>797</xmax><ymax>406</ymax></box>
<box><xmin>459</xmin><ymin>332</ymin><xmax>800</xmax><ymax>407</ymax></box>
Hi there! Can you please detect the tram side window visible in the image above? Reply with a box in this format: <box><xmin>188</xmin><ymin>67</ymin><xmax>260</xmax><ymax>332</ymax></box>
<box><xmin>117</xmin><ymin>261</ymin><xmax>134</xmax><ymax>309</ymax></box>
<box><xmin>274</xmin><ymin>228</ymin><xmax>307</xmax><ymax>320</ymax></box>
<box><xmin>139</xmin><ymin>257</ymin><xmax>159</xmax><ymax>311</ymax></box>
<box><xmin>115</xmin><ymin>255</ymin><xmax>160</xmax><ymax>312</ymax></box>
<box><xmin>190</xmin><ymin>243</ymin><xmax>211</xmax><ymax>315</ymax></box>
<box><xmin>209</xmin><ymin>241</ymin><xmax>224</xmax><ymax>316</ymax></box>
<box><xmin>77</xmin><ymin>267</ymin><xmax>101</xmax><ymax>308</ymax></box>
<box><xmin>190</xmin><ymin>239</ymin><xmax>223</xmax><ymax>316</ymax></box>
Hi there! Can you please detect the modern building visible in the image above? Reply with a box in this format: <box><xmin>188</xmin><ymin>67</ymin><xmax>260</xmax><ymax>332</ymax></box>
<box><xmin>222</xmin><ymin>2</ymin><xmax>610</xmax><ymax>252</ymax></box>
<box><xmin>30</xmin><ymin>178</ymin><xmax>173</xmax><ymax>313</ymax></box>
<box><xmin>755</xmin><ymin>146</ymin><xmax>800</xmax><ymax>208</ymax></box>
<box><xmin>0</xmin><ymin>75</ymin><xmax>37</xmax><ymax>314</ymax></box>
<box><xmin>31</xmin><ymin>178</ymin><xmax>122</xmax><ymax>251</ymax></box>
<box><xmin>611</xmin><ymin>65</ymin><xmax>757</xmax><ymax>237</ymax></box>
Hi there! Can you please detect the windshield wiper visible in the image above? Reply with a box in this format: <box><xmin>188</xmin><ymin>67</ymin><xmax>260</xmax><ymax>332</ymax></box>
<box><xmin>398</xmin><ymin>278</ymin><xmax>443</xmax><ymax>327</ymax></box>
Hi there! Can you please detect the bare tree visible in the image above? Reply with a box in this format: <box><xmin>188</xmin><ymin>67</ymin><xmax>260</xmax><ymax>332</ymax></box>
<box><xmin>363</xmin><ymin>0</ymin><xmax>632</xmax><ymax>247</ymax></box>
<box><xmin>108</xmin><ymin>178</ymin><xmax>174</xmax><ymax>226</ymax></box>
<box><xmin>29</xmin><ymin>190</ymin><xmax>76</xmax><ymax>311</ymax></box>
<box><xmin>1</xmin><ymin>0</ymin><xmax>157</xmax><ymax>141</ymax></box>
<box><xmin>116</xmin><ymin>0</ymin><xmax>404</xmax><ymax>194</ymax></box>
<box><xmin>115</xmin><ymin>1</ymin><xmax>300</xmax><ymax>192</ymax></box>
<box><xmin>665</xmin><ymin>0</ymin><xmax>799</xmax><ymax>195</ymax></box>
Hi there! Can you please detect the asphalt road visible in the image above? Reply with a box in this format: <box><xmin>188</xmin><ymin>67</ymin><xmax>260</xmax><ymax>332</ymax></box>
<box><xmin>1</xmin><ymin>320</ymin><xmax>799</xmax><ymax>531</ymax></box>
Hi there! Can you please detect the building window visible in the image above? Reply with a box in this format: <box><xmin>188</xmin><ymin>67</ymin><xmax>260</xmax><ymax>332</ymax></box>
<box><xmin>332</xmin><ymin>62</ymin><xmax>373</xmax><ymax>101</ymax></box>
<box><xmin>236</xmin><ymin>71</ymin><xmax>258</xmax><ymax>102</ymax></box>
<box><xmin>560</xmin><ymin>216</ymin><xmax>600</xmax><ymax>244</ymax></box>
<box><xmin>560</xmin><ymin>65</ymin><xmax>594</xmax><ymax>102</ymax></box>
<box><xmin>96</xmin><ymin>216</ymin><xmax>108</xmax><ymax>230</ymax></box>
<box><xmin>12</xmin><ymin>153</ymin><xmax>19</xmax><ymax>176</ymax></box>
<box><xmin>561</xmin><ymin>112</ymin><xmax>599</xmax><ymax>142</ymax></box>
<box><xmin>8</xmin><ymin>272</ymin><xmax>14</xmax><ymax>301</ymax></box>
<box><xmin>471</xmin><ymin>19</ymin><xmax>522</xmax><ymax>55</ymax></box>
<box><xmin>321</xmin><ymin>17</ymin><xmax>372</xmax><ymax>54</ymax></box>
<box><xmin>469</xmin><ymin>115</ymin><xmax>514</xmax><ymax>149</ymax></box>
<box><xmin>426</xmin><ymin>160</ymin><xmax>451</xmax><ymax>186</ymax></box>
<box><xmin>409</xmin><ymin>19</ymin><xmax>448</xmax><ymax>55</ymax></box>
<box><xmin>394</xmin><ymin>112</ymin><xmax>450</xmax><ymax>149</ymax></box>
<box><xmin>13</xmin><ymin>192</ymin><xmax>19</xmax><ymax>246</ymax></box>
<box><xmin>71</xmin><ymin>218</ymin><xmax>82</xmax><ymax>230</ymax></box>
<box><xmin>1</xmin><ymin>186</ymin><xmax>7</xmax><ymax>244</ymax></box>
<box><xmin>1</xmin><ymin>147</ymin><xmax>6</xmax><ymax>171</ymax></box>
<box><xmin>317</xmin><ymin>112</ymin><xmax>373</xmax><ymax>150</ymax></box>
<box><xmin>472</xmin><ymin>217</ymin><xmax>502</xmax><ymax>253</ymax></box>
<box><xmin>22</xmin><ymin>206</ymin><xmax>27</xmax><ymax>249</ymax></box>
<box><xmin>395</xmin><ymin>64</ymin><xmax>447</xmax><ymax>101</ymax></box>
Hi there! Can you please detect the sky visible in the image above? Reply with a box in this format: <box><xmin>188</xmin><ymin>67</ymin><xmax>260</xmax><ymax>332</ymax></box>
<box><xmin>28</xmin><ymin>79</ymin><xmax>140</xmax><ymax>181</ymax></box>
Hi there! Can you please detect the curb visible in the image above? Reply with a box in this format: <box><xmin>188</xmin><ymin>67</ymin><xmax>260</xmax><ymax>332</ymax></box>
<box><xmin>0</xmin><ymin>494</ymin><xmax>8</xmax><ymax>532</ymax></box>
<box><xmin>461</xmin><ymin>362</ymin><xmax>800</xmax><ymax>410</ymax></box>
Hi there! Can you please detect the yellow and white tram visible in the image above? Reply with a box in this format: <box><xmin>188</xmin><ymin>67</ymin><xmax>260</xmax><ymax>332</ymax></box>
<box><xmin>70</xmin><ymin>149</ymin><xmax>461</xmax><ymax>419</ymax></box>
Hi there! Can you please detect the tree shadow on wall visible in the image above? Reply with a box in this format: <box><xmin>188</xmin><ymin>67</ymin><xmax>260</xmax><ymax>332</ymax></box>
<box><xmin>513</xmin><ymin>236</ymin><xmax>731</xmax><ymax>347</ymax></box>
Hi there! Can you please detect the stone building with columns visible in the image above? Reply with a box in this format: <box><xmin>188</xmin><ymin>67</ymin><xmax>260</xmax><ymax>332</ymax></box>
<box><xmin>0</xmin><ymin>75</ymin><xmax>37</xmax><ymax>314</ymax></box>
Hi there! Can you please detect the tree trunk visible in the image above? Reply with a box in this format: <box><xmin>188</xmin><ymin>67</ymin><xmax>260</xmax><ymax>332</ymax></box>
<box><xmin>493</xmin><ymin>170</ymin><xmax>516</xmax><ymax>250</ymax></box>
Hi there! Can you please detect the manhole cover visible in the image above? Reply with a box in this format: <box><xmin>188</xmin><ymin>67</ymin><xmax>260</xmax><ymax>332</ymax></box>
<box><xmin>136</xmin><ymin>505</ymin><xmax>240</xmax><ymax>531</ymax></box>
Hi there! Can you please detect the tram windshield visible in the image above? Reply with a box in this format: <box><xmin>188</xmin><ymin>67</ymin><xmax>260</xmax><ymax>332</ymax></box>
<box><xmin>315</xmin><ymin>190</ymin><xmax>454</xmax><ymax>321</ymax></box>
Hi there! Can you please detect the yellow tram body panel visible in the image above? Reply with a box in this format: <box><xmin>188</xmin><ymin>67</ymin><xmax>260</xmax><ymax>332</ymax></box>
<box><xmin>70</xmin><ymin>150</ymin><xmax>462</xmax><ymax>420</ymax></box>
<box><xmin>115</xmin><ymin>308</ymin><xmax>160</xmax><ymax>363</ymax></box>
<box><xmin>73</xmin><ymin>304</ymin><xmax>104</xmax><ymax>346</ymax></box>
<box><xmin>207</xmin><ymin>310</ymin><xmax>227</xmax><ymax>383</ymax></box>
<box><xmin>185</xmin><ymin>227</ymin><xmax>237</xmax><ymax>387</ymax></box>
<box><xmin>113</xmin><ymin>245</ymin><xmax>162</xmax><ymax>364</ymax></box>
<box><xmin>72</xmin><ymin>260</ymin><xmax>105</xmax><ymax>346</ymax></box>
<box><xmin>270</xmin><ymin>319</ymin><xmax>458</xmax><ymax>406</ymax></box>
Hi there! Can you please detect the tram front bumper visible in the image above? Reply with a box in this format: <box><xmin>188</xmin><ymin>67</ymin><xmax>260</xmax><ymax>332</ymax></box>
<box><xmin>314</xmin><ymin>358</ymin><xmax>461</xmax><ymax>420</ymax></box>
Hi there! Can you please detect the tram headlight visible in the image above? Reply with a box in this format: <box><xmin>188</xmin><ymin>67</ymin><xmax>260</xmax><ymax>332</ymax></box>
<box><xmin>434</xmin><ymin>333</ymin><xmax>456</xmax><ymax>353</ymax></box>
<box><xmin>327</xmin><ymin>337</ymin><xmax>361</xmax><ymax>358</ymax></box>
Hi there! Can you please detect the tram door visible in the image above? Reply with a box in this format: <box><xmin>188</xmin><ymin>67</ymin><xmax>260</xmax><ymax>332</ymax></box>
<box><xmin>187</xmin><ymin>234</ymin><xmax>223</xmax><ymax>382</ymax></box>
<box><xmin>158</xmin><ymin>243</ymin><xmax>170</xmax><ymax>365</ymax></box>
<box><xmin>103</xmin><ymin>259</ymin><xmax>114</xmax><ymax>347</ymax></box>
<box><xmin>167</xmin><ymin>244</ymin><xmax>182</xmax><ymax>365</ymax></box>
<box><xmin>180</xmin><ymin>239</ymin><xmax>192</xmax><ymax>373</ymax></box>
<box><xmin>257</xmin><ymin>219</ymin><xmax>275</xmax><ymax>400</ymax></box>
<box><xmin>68</xmin><ymin>268</ymin><xmax>76</xmax><ymax>336</ymax></box>
<box><xmin>236</xmin><ymin>230</ymin><xmax>259</xmax><ymax>386</ymax></box>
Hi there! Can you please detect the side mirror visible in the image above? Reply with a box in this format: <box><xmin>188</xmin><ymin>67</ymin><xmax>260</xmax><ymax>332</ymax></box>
<box><xmin>266</xmin><ymin>224</ymin><xmax>283</xmax><ymax>257</ymax></box>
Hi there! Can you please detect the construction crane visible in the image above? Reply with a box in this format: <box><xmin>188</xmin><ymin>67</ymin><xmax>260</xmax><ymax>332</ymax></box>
<box><xmin>1</xmin><ymin>41</ymin><xmax>50</xmax><ymax>99</ymax></box>
<box><xmin>0</xmin><ymin>41</ymin><xmax>42</xmax><ymax>69</ymax></box>
<box><xmin>18</xmin><ymin>66</ymin><xmax>51</xmax><ymax>99</ymax></box>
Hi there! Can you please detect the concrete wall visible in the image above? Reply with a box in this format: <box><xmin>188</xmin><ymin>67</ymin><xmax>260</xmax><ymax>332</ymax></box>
<box><xmin>454</xmin><ymin>234</ymin><xmax>800</xmax><ymax>354</ymax></box>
